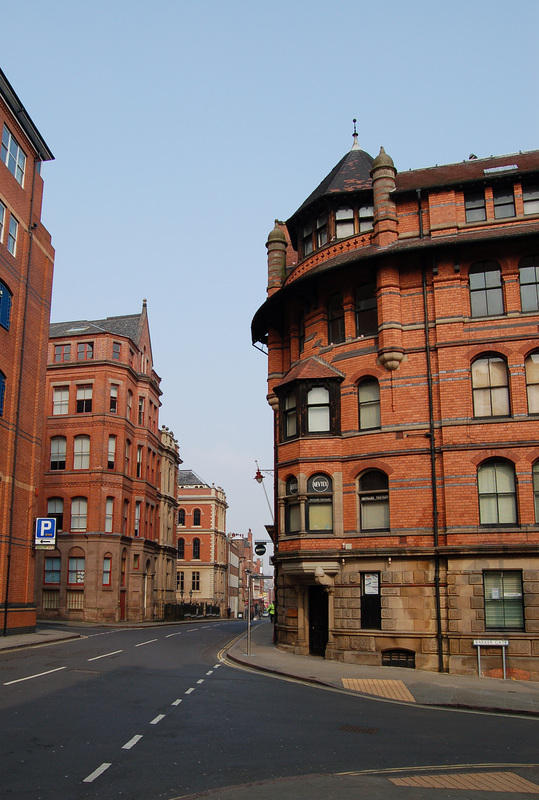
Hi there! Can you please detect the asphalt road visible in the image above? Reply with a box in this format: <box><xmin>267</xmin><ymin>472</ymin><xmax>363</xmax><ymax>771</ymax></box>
<box><xmin>1</xmin><ymin>620</ymin><xmax>538</xmax><ymax>800</ymax></box>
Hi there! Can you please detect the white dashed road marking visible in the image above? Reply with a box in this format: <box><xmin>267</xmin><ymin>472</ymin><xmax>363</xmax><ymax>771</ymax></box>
<box><xmin>122</xmin><ymin>735</ymin><xmax>143</xmax><ymax>750</ymax></box>
<box><xmin>150</xmin><ymin>714</ymin><xmax>165</xmax><ymax>725</ymax></box>
<box><xmin>88</xmin><ymin>650</ymin><xmax>123</xmax><ymax>661</ymax></box>
<box><xmin>135</xmin><ymin>639</ymin><xmax>158</xmax><ymax>647</ymax></box>
<box><xmin>4</xmin><ymin>666</ymin><xmax>66</xmax><ymax>685</ymax></box>
<box><xmin>83</xmin><ymin>762</ymin><xmax>112</xmax><ymax>783</ymax></box>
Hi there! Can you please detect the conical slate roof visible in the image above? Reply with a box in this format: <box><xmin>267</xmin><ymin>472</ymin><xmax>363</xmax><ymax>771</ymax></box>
<box><xmin>289</xmin><ymin>141</ymin><xmax>374</xmax><ymax>222</ymax></box>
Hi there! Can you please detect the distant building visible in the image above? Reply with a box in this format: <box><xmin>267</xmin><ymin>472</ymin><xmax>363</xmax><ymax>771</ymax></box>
<box><xmin>253</xmin><ymin>134</ymin><xmax>539</xmax><ymax>679</ymax></box>
<box><xmin>176</xmin><ymin>471</ymin><xmax>228</xmax><ymax>614</ymax></box>
<box><xmin>35</xmin><ymin>302</ymin><xmax>171</xmax><ymax>623</ymax></box>
<box><xmin>155</xmin><ymin>426</ymin><xmax>182</xmax><ymax>616</ymax></box>
<box><xmin>0</xmin><ymin>68</ymin><xmax>54</xmax><ymax>635</ymax></box>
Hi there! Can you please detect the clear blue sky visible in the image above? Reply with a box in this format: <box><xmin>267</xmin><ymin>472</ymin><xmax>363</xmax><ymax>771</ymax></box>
<box><xmin>3</xmin><ymin>1</ymin><xmax>538</xmax><ymax>556</ymax></box>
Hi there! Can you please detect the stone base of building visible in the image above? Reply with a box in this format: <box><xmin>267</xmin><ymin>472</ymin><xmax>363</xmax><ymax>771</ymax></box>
<box><xmin>0</xmin><ymin>605</ymin><xmax>36</xmax><ymax>636</ymax></box>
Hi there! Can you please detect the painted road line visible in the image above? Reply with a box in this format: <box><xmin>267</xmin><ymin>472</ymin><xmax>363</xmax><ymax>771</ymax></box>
<box><xmin>197</xmin><ymin>679</ymin><xmax>204</xmax><ymax>684</ymax></box>
<box><xmin>122</xmin><ymin>735</ymin><xmax>143</xmax><ymax>750</ymax></box>
<box><xmin>165</xmin><ymin>632</ymin><xmax>182</xmax><ymax>637</ymax></box>
<box><xmin>213</xmin><ymin>664</ymin><xmax>221</xmax><ymax>669</ymax></box>
<box><xmin>185</xmin><ymin>687</ymin><xmax>194</xmax><ymax>694</ymax></box>
<box><xmin>135</xmin><ymin>639</ymin><xmax>158</xmax><ymax>647</ymax></box>
<box><xmin>187</xmin><ymin>628</ymin><xmax>197</xmax><ymax>632</ymax></box>
<box><xmin>171</xmin><ymin>699</ymin><xmax>183</xmax><ymax>706</ymax></box>
<box><xmin>4</xmin><ymin>666</ymin><xmax>66</xmax><ymax>685</ymax></box>
<box><xmin>150</xmin><ymin>714</ymin><xmax>166</xmax><ymax>725</ymax></box>
<box><xmin>87</xmin><ymin>650</ymin><xmax>123</xmax><ymax>662</ymax></box>
<box><xmin>83</xmin><ymin>763</ymin><xmax>112</xmax><ymax>783</ymax></box>
<box><xmin>206</xmin><ymin>670</ymin><xmax>213</xmax><ymax>675</ymax></box>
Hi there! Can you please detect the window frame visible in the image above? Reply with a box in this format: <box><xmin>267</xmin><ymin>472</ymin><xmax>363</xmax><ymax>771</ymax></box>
<box><xmin>525</xmin><ymin>351</ymin><xmax>539</xmax><ymax>414</ymax></box>
<box><xmin>523</xmin><ymin>182</ymin><xmax>539</xmax><ymax>216</ymax></box>
<box><xmin>193</xmin><ymin>508</ymin><xmax>201</xmax><ymax>526</ymax></box>
<box><xmin>1</xmin><ymin>124</ymin><xmax>26</xmax><ymax>185</ymax></box>
<box><xmin>469</xmin><ymin>261</ymin><xmax>504</xmax><ymax>317</ymax></box>
<box><xmin>0</xmin><ymin>279</ymin><xmax>12</xmax><ymax>330</ymax></box>
<box><xmin>519</xmin><ymin>255</ymin><xmax>539</xmax><ymax>312</ymax></box>
<box><xmin>77</xmin><ymin>341</ymin><xmax>94</xmax><ymax>361</ymax></box>
<box><xmin>306</xmin><ymin>473</ymin><xmax>333</xmax><ymax>533</ymax></box>
<box><xmin>477</xmin><ymin>459</ymin><xmax>517</xmax><ymax>526</ymax></box>
<box><xmin>358</xmin><ymin>470</ymin><xmax>390</xmax><ymax>532</ymax></box>
<box><xmin>50</xmin><ymin>436</ymin><xmax>66</xmax><ymax>471</ymax></box>
<box><xmin>355</xmin><ymin>281</ymin><xmax>378</xmax><ymax>337</ymax></box>
<box><xmin>284</xmin><ymin>476</ymin><xmax>300</xmax><ymax>535</ymax></box>
<box><xmin>464</xmin><ymin>189</ymin><xmax>486</xmax><ymax>223</ymax></box>
<box><xmin>177</xmin><ymin>537</ymin><xmax>185</xmax><ymax>558</ymax></box>
<box><xmin>73</xmin><ymin>435</ymin><xmax>90</xmax><ymax>470</ymax></box>
<box><xmin>44</xmin><ymin>556</ymin><xmax>61</xmax><ymax>584</ymax></box>
<box><xmin>7</xmin><ymin>215</ymin><xmax>18</xmax><ymax>256</ymax></box>
<box><xmin>193</xmin><ymin>537</ymin><xmax>201</xmax><ymax>559</ymax></box>
<box><xmin>102</xmin><ymin>556</ymin><xmax>112</xmax><ymax>586</ymax></box>
<box><xmin>54</xmin><ymin>343</ymin><xmax>71</xmax><ymax>363</ymax></box>
<box><xmin>70</xmin><ymin>497</ymin><xmax>88</xmax><ymax>532</ymax></box>
<box><xmin>279</xmin><ymin>379</ymin><xmax>341</xmax><ymax>441</ymax></box>
<box><xmin>47</xmin><ymin>497</ymin><xmax>63</xmax><ymax>532</ymax></box>
<box><xmin>68</xmin><ymin>555</ymin><xmax>85</xmax><ymax>585</ymax></box>
<box><xmin>52</xmin><ymin>386</ymin><xmax>69</xmax><ymax>415</ymax></box>
<box><xmin>76</xmin><ymin>385</ymin><xmax>92</xmax><ymax>413</ymax></box>
<box><xmin>471</xmin><ymin>355</ymin><xmax>510</xmax><ymax>418</ymax></box>
<box><xmin>493</xmin><ymin>184</ymin><xmax>515</xmax><ymax>219</ymax></box>
<box><xmin>327</xmin><ymin>293</ymin><xmax>345</xmax><ymax>345</ymax></box>
<box><xmin>358</xmin><ymin>378</ymin><xmax>381</xmax><ymax>430</ymax></box>
<box><xmin>483</xmin><ymin>570</ymin><xmax>524</xmax><ymax>631</ymax></box>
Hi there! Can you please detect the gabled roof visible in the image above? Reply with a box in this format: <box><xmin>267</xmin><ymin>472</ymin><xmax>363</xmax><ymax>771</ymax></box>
<box><xmin>274</xmin><ymin>356</ymin><xmax>345</xmax><ymax>389</ymax></box>
<box><xmin>178</xmin><ymin>470</ymin><xmax>209</xmax><ymax>488</ymax></box>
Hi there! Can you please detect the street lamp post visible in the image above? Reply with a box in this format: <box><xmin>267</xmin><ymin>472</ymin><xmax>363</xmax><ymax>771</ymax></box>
<box><xmin>254</xmin><ymin>461</ymin><xmax>274</xmax><ymax>522</ymax></box>
<box><xmin>246</xmin><ymin>569</ymin><xmax>252</xmax><ymax>655</ymax></box>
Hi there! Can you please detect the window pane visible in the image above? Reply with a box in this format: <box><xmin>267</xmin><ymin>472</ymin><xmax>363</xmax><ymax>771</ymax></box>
<box><xmin>490</xmin><ymin>387</ymin><xmax>510</xmax><ymax>416</ymax></box>
<box><xmin>308</xmin><ymin>500</ymin><xmax>332</xmax><ymax>530</ymax></box>
<box><xmin>308</xmin><ymin>406</ymin><xmax>330</xmax><ymax>431</ymax></box>
<box><xmin>361</xmin><ymin>496</ymin><xmax>390</xmax><ymax>530</ymax></box>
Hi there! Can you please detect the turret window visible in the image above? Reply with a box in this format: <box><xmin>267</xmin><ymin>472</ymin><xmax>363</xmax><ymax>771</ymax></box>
<box><xmin>279</xmin><ymin>380</ymin><xmax>341</xmax><ymax>440</ymax></box>
<box><xmin>335</xmin><ymin>207</ymin><xmax>354</xmax><ymax>239</ymax></box>
<box><xmin>355</xmin><ymin>281</ymin><xmax>378</xmax><ymax>337</ymax></box>
<box><xmin>328</xmin><ymin>293</ymin><xmax>345</xmax><ymax>344</ymax></box>
<box><xmin>316</xmin><ymin>213</ymin><xmax>328</xmax><ymax>247</ymax></box>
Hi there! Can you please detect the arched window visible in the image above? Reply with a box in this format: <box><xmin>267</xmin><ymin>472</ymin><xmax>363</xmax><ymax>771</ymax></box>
<box><xmin>328</xmin><ymin>293</ymin><xmax>345</xmax><ymax>344</ymax></box>
<box><xmin>284</xmin><ymin>476</ymin><xmax>300</xmax><ymax>535</ymax></box>
<box><xmin>525</xmin><ymin>352</ymin><xmax>539</xmax><ymax>413</ymax></box>
<box><xmin>50</xmin><ymin>436</ymin><xmax>66</xmax><ymax>470</ymax></box>
<box><xmin>477</xmin><ymin>459</ymin><xmax>517</xmax><ymax>525</ymax></box>
<box><xmin>0</xmin><ymin>279</ymin><xmax>12</xmax><ymax>329</ymax></box>
<box><xmin>178</xmin><ymin>508</ymin><xmax>185</xmax><ymax>525</ymax></box>
<box><xmin>306</xmin><ymin>474</ymin><xmax>332</xmax><ymax>532</ymax></box>
<box><xmin>73</xmin><ymin>435</ymin><xmax>90</xmax><ymax>470</ymax></box>
<box><xmin>193</xmin><ymin>537</ymin><xmax>201</xmax><ymax>559</ymax></box>
<box><xmin>47</xmin><ymin>497</ymin><xmax>63</xmax><ymax>531</ymax></box>
<box><xmin>358</xmin><ymin>471</ymin><xmax>389</xmax><ymax>531</ymax></box>
<box><xmin>471</xmin><ymin>355</ymin><xmax>510</xmax><ymax>417</ymax></box>
<box><xmin>358</xmin><ymin>379</ymin><xmax>380</xmax><ymax>430</ymax></box>
<box><xmin>70</xmin><ymin>497</ymin><xmax>88</xmax><ymax>532</ymax></box>
<box><xmin>107</xmin><ymin>435</ymin><xmax>116</xmax><ymax>469</ymax></box>
<box><xmin>177</xmin><ymin>537</ymin><xmax>185</xmax><ymax>559</ymax></box>
<box><xmin>519</xmin><ymin>255</ymin><xmax>539</xmax><ymax>312</ymax></box>
<box><xmin>68</xmin><ymin>549</ymin><xmax>85</xmax><ymax>584</ymax></box>
<box><xmin>193</xmin><ymin>508</ymin><xmax>201</xmax><ymax>526</ymax></box>
<box><xmin>469</xmin><ymin>261</ymin><xmax>503</xmax><ymax>317</ymax></box>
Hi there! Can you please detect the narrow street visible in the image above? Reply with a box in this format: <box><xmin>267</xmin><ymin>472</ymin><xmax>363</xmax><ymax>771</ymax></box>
<box><xmin>1</xmin><ymin>621</ymin><xmax>538</xmax><ymax>800</ymax></box>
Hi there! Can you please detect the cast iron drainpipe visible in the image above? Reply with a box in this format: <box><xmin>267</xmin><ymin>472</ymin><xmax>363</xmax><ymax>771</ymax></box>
<box><xmin>418</xmin><ymin>188</ymin><xmax>445</xmax><ymax>673</ymax></box>
<box><xmin>3</xmin><ymin>161</ymin><xmax>39</xmax><ymax>636</ymax></box>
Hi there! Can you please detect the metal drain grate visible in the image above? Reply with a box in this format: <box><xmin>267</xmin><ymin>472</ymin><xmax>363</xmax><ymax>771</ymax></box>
<box><xmin>340</xmin><ymin>724</ymin><xmax>378</xmax><ymax>735</ymax></box>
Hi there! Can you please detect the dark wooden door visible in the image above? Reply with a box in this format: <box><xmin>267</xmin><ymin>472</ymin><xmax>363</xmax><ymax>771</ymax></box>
<box><xmin>308</xmin><ymin>585</ymin><xmax>328</xmax><ymax>656</ymax></box>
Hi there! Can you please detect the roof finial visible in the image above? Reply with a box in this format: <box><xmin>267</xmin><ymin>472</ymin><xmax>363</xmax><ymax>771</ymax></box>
<box><xmin>351</xmin><ymin>118</ymin><xmax>360</xmax><ymax>150</ymax></box>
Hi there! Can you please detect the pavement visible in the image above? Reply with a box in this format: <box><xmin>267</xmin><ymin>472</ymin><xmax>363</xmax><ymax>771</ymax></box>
<box><xmin>2</xmin><ymin>620</ymin><xmax>539</xmax><ymax>799</ymax></box>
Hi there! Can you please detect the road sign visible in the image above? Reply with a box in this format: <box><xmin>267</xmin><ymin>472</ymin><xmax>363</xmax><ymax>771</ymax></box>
<box><xmin>35</xmin><ymin>517</ymin><xmax>57</xmax><ymax>548</ymax></box>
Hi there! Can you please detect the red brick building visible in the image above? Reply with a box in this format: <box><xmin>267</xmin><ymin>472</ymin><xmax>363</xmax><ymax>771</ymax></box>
<box><xmin>176</xmin><ymin>471</ymin><xmax>228</xmax><ymax>614</ymax></box>
<box><xmin>252</xmin><ymin>133</ymin><xmax>539</xmax><ymax>679</ymax></box>
<box><xmin>0</xmin><ymin>69</ymin><xmax>54</xmax><ymax>635</ymax></box>
<box><xmin>35</xmin><ymin>302</ymin><xmax>173</xmax><ymax>622</ymax></box>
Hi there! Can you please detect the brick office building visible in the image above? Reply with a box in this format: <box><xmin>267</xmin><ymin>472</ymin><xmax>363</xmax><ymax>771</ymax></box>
<box><xmin>176</xmin><ymin>471</ymin><xmax>228</xmax><ymax>614</ymax></box>
<box><xmin>35</xmin><ymin>302</ymin><xmax>171</xmax><ymax>623</ymax></box>
<box><xmin>0</xmin><ymin>69</ymin><xmax>54</xmax><ymax>635</ymax></box>
<box><xmin>252</xmin><ymin>132</ymin><xmax>539</xmax><ymax>679</ymax></box>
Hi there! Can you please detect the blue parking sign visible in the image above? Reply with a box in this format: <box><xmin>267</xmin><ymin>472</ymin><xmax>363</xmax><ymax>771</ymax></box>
<box><xmin>35</xmin><ymin>517</ymin><xmax>57</xmax><ymax>547</ymax></box>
